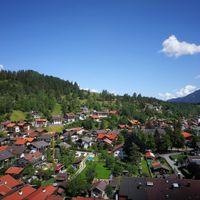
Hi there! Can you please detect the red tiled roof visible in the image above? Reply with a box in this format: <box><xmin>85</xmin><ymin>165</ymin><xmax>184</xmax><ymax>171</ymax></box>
<box><xmin>103</xmin><ymin>138</ymin><xmax>113</xmax><ymax>145</ymax></box>
<box><xmin>5</xmin><ymin>167</ymin><xmax>24</xmax><ymax>175</ymax></box>
<box><xmin>25</xmin><ymin>137</ymin><xmax>34</xmax><ymax>142</ymax></box>
<box><xmin>97</xmin><ymin>133</ymin><xmax>106</xmax><ymax>139</ymax></box>
<box><xmin>15</xmin><ymin>138</ymin><xmax>27</xmax><ymax>145</ymax></box>
<box><xmin>145</xmin><ymin>151</ymin><xmax>155</xmax><ymax>159</ymax></box>
<box><xmin>0</xmin><ymin>185</ymin><xmax>12</xmax><ymax>196</ymax></box>
<box><xmin>0</xmin><ymin>145</ymin><xmax>8</xmax><ymax>152</ymax></box>
<box><xmin>3</xmin><ymin>185</ymin><xmax>36</xmax><ymax>200</ymax></box>
<box><xmin>54</xmin><ymin>164</ymin><xmax>64</xmax><ymax>172</ymax></box>
<box><xmin>15</xmin><ymin>137</ymin><xmax>34</xmax><ymax>145</ymax></box>
<box><xmin>0</xmin><ymin>175</ymin><xmax>23</xmax><ymax>189</ymax></box>
<box><xmin>28</xmin><ymin>185</ymin><xmax>56</xmax><ymax>200</ymax></box>
<box><xmin>97</xmin><ymin>133</ymin><xmax>117</xmax><ymax>140</ymax></box>
<box><xmin>151</xmin><ymin>161</ymin><xmax>161</xmax><ymax>168</ymax></box>
<box><xmin>181</xmin><ymin>131</ymin><xmax>192</xmax><ymax>139</ymax></box>
<box><xmin>128</xmin><ymin>119</ymin><xmax>141</xmax><ymax>125</ymax></box>
<box><xmin>6</xmin><ymin>123</ymin><xmax>16</xmax><ymax>128</ymax></box>
<box><xmin>47</xmin><ymin>195</ymin><xmax>64</xmax><ymax>200</ymax></box>
<box><xmin>68</xmin><ymin>127</ymin><xmax>82</xmax><ymax>132</ymax></box>
<box><xmin>90</xmin><ymin>115</ymin><xmax>100</xmax><ymax>119</ymax></box>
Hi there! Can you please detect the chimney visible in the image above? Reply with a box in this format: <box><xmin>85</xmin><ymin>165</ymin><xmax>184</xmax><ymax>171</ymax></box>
<box><xmin>42</xmin><ymin>188</ymin><xmax>46</xmax><ymax>193</ymax></box>
<box><xmin>137</xmin><ymin>182</ymin><xmax>142</xmax><ymax>189</ymax></box>
<box><xmin>187</xmin><ymin>182</ymin><xmax>191</xmax><ymax>187</ymax></box>
<box><xmin>18</xmin><ymin>190</ymin><xmax>23</xmax><ymax>196</ymax></box>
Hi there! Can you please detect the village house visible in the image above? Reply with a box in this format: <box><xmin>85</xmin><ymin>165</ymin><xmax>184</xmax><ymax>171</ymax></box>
<box><xmin>119</xmin><ymin>177</ymin><xmax>200</xmax><ymax>200</ymax></box>
<box><xmin>128</xmin><ymin>119</ymin><xmax>141</xmax><ymax>128</ymax></box>
<box><xmin>38</xmin><ymin>134</ymin><xmax>52</xmax><ymax>143</ymax></box>
<box><xmin>77</xmin><ymin>136</ymin><xmax>93</xmax><ymax>149</ymax></box>
<box><xmin>150</xmin><ymin>161</ymin><xmax>170</xmax><ymax>175</ymax></box>
<box><xmin>64</xmin><ymin>113</ymin><xmax>76</xmax><ymax>123</ymax></box>
<box><xmin>0</xmin><ymin>174</ymin><xmax>24</xmax><ymax>199</ymax></box>
<box><xmin>0</xmin><ymin>121</ymin><xmax>11</xmax><ymax>131</ymax></box>
<box><xmin>15</xmin><ymin>137</ymin><xmax>35</xmax><ymax>146</ymax></box>
<box><xmin>27</xmin><ymin>185</ymin><xmax>58</xmax><ymax>200</ymax></box>
<box><xmin>187</xmin><ymin>155</ymin><xmax>200</xmax><ymax>166</ymax></box>
<box><xmin>7</xmin><ymin>145</ymin><xmax>26</xmax><ymax>159</ymax></box>
<box><xmin>18</xmin><ymin>121</ymin><xmax>31</xmax><ymax>132</ymax></box>
<box><xmin>181</xmin><ymin>131</ymin><xmax>193</xmax><ymax>141</ymax></box>
<box><xmin>93</xmin><ymin>111</ymin><xmax>109</xmax><ymax>119</ymax></box>
<box><xmin>90</xmin><ymin>180</ymin><xmax>109</xmax><ymax>198</ymax></box>
<box><xmin>17</xmin><ymin>151</ymin><xmax>44</xmax><ymax>167</ymax></box>
<box><xmin>30</xmin><ymin>111</ymin><xmax>41</xmax><ymax>119</ymax></box>
<box><xmin>6</xmin><ymin>122</ymin><xmax>20</xmax><ymax>133</ymax></box>
<box><xmin>3</xmin><ymin>184</ymin><xmax>36</xmax><ymax>200</ymax></box>
<box><xmin>0</xmin><ymin>137</ymin><xmax>9</xmax><ymax>146</ymax></box>
<box><xmin>30</xmin><ymin>141</ymin><xmax>49</xmax><ymax>152</ymax></box>
<box><xmin>97</xmin><ymin>132</ymin><xmax>118</xmax><ymax>146</ymax></box>
<box><xmin>0</xmin><ymin>150</ymin><xmax>15</xmax><ymax>169</ymax></box>
<box><xmin>52</xmin><ymin>115</ymin><xmax>63</xmax><ymax>125</ymax></box>
<box><xmin>145</xmin><ymin>150</ymin><xmax>156</xmax><ymax>160</ymax></box>
<box><xmin>112</xmin><ymin>143</ymin><xmax>125</xmax><ymax>159</ymax></box>
<box><xmin>5</xmin><ymin>166</ymin><xmax>24</xmax><ymax>178</ymax></box>
<box><xmin>72</xmin><ymin>157</ymin><xmax>85</xmax><ymax>170</ymax></box>
<box><xmin>34</xmin><ymin>118</ymin><xmax>48</xmax><ymax>128</ymax></box>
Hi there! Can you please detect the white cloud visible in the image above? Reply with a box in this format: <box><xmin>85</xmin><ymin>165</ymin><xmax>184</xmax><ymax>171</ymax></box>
<box><xmin>159</xmin><ymin>84</ymin><xmax>198</xmax><ymax>100</ymax></box>
<box><xmin>81</xmin><ymin>87</ymin><xmax>99</xmax><ymax>93</ymax></box>
<box><xmin>161</xmin><ymin>35</ymin><xmax>200</xmax><ymax>57</ymax></box>
<box><xmin>0</xmin><ymin>64</ymin><xmax>4</xmax><ymax>71</ymax></box>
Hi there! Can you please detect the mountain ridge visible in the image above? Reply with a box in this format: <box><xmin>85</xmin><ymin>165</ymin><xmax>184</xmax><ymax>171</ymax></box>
<box><xmin>168</xmin><ymin>89</ymin><xmax>200</xmax><ymax>103</ymax></box>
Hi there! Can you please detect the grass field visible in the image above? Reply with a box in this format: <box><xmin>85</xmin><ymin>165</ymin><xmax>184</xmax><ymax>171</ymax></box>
<box><xmin>41</xmin><ymin>178</ymin><xmax>55</xmax><ymax>186</ymax></box>
<box><xmin>46</xmin><ymin>125</ymin><xmax>64</xmax><ymax>132</ymax></box>
<box><xmin>79</xmin><ymin>161</ymin><xmax>111</xmax><ymax>180</ymax></box>
<box><xmin>170</xmin><ymin>154</ymin><xmax>186</xmax><ymax>162</ymax></box>
<box><xmin>52</xmin><ymin>103</ymin><xmax>62</xmax><ymax>116</ymax></box>
<box><xmin>10</xmin><ymin>110</ymin><xmax>26</xmax><ymax>121</ymax></box>
<box><xmin>141</xmin><ymin>159</ymin><xmax>150</xmax><ymax>176</ymax></box>
<box><xmin>95</xmin><ymin>162</ymin><xmax>111</xmax><ymax>179</ymax></box>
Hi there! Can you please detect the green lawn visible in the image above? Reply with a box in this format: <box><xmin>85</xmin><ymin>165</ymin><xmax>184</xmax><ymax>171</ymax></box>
<box><xmin>52</xmin><ymin>103</ymin><xmax>62</xmax><ymax>116</ymax></box>
<box><xmin>79</xmin><ymin>161</ymin><xmax>111</xmax><ymax>180</ymax></box>
<box><xmin>95</xmin><ymin>162</ymin><xmax>111</xmax><ymax>179</ymax></box>
<box><xmin>46</xmin><ymin>125</ymin><xmax>64</xmax><ymax>132</ymax></box>
<box><xmin>41</xmin><ymin>178</ymin><xmax>55</xmax><ymax>186</ymax></box>
<box><xmin>10</xmin><ymin>110</ymin><xmax>26</xmax><ymax>121</ymax></box>
<box><xmin>170</xmin><ymin>154</ymin><xmax>186</xmax><ymax>162</ymax></box>
<box><xmin>141</xmin><ymin>159</ymin><xmax>150</xmax><ymax>177</ymax></box>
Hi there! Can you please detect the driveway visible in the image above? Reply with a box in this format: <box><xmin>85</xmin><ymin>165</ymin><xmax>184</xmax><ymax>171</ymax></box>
<box><xmin>160</xmin><ymin>153</ymin><xmax>184</xmax><ymax>178</ymax></box>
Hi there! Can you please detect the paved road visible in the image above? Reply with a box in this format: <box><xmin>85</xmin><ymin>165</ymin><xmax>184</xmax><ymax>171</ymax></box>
<box><xmin>160</xmin><ymin>152</ymin><xmax>184</xmax><ymax>178</ymax></box>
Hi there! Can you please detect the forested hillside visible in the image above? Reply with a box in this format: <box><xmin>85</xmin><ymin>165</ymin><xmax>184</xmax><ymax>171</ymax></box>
<box><xmin>0</xmin><ymin>70</ymin><xmax>200</xmax><ymax>122</ymax></box>
<box><xmin>0</xmin><ymin>70</ymin><xmax>81</xmax><ymax>119</ymax></box>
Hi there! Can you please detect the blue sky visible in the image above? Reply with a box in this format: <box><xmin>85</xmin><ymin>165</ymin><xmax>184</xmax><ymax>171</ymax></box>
<box><xmin>0</xmin><ymin>0</ymin><xmax>200</xmax><ymax>99</ymax></box>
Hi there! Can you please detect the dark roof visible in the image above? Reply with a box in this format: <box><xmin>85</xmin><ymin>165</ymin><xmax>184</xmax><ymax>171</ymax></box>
<box><xmin>7</xmin><ymin>145</ymin><xmax>26</xmax><ymax>155</ymax></box>
<box><xmin>56</xmin><ymin>173</ymin><xmax>68</xmax><ymax>181</ymax></box>
<box><xmin>91</xmin><ymin>180</ymin><xmax>108</xmax><ymax>192</ymax></box>
<box><xmin>0</xmin><ymin>150</ymin><xmax>14</xmax><ymax>161</ymax></box>
<box><xmin>81</xmin><ymin>137</ymin><xmax>92</xmax><ymax>143</ymax></box>
<box><xmin>119</xmin><ymin>177</ymin><xmax>200</xmax><ymax>200</ymax></box>
<box><xmin>188</xmin><ymin>156</ymin><xmax>200</xmax><ymax>165</ymax></box>
<box><xmin>31</xmin><ymin>141</ymin><xmax>49</xmax><ymax>149</ymax></box>
<box><xmin>0</xmin><ymin>137</ymin><xmax>7</xmax><ymax>142</ymax></box>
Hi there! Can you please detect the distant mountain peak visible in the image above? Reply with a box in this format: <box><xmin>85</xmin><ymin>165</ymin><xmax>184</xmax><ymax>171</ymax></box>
<box><xmin>168</xmin><ymin>89</ymin><xmax>200</xmax><ymax>103</ymax></box>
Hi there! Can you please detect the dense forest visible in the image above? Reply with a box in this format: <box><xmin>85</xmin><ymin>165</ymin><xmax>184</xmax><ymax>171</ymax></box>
<box><xmin>0</xmin><ymin>70</ymin><xmax>200</xmax><ymax>122</ymax></box>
